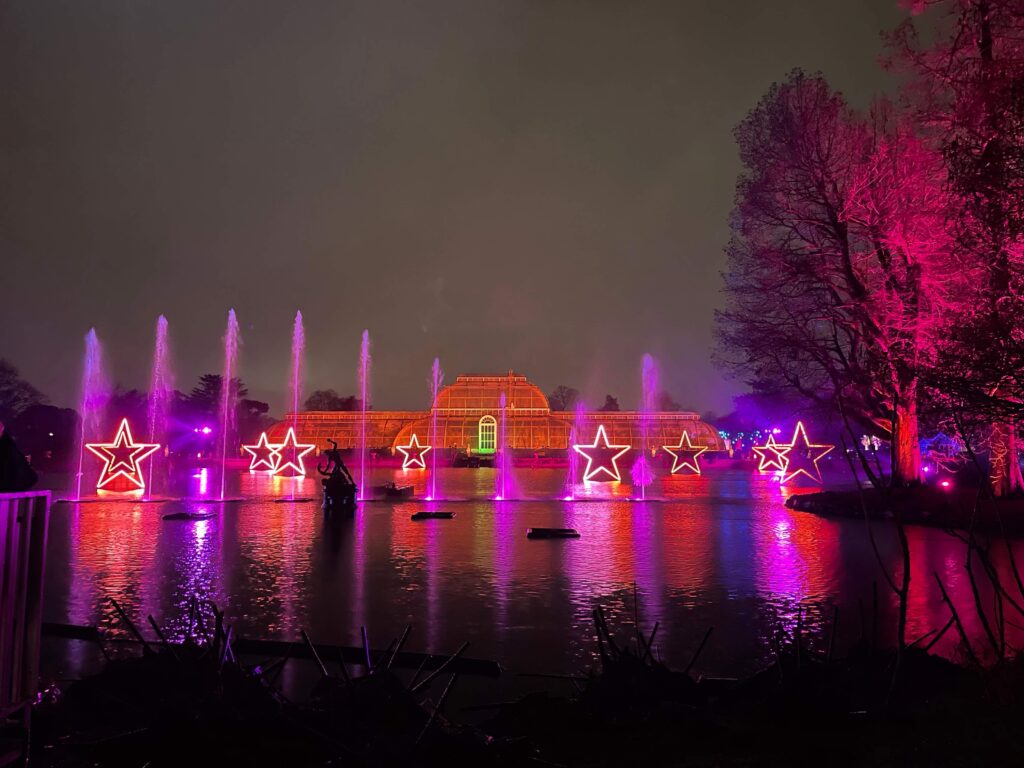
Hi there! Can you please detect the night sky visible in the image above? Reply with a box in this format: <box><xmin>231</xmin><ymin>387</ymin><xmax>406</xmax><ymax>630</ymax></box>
<box><xmin>1</xmin><ymin>1</ymin><xmax>903</xmax><ymax>417</ymax></box>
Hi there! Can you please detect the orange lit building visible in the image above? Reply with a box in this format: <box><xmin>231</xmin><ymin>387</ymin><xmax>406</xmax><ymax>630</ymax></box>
<box><xmin>268</xmin><ymin>372</ymin><xmax>724</xmax><ymax>456</ymax></box>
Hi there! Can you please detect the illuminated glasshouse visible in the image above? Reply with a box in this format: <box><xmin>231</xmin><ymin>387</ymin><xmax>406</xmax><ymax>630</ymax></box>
<box><xmin>266</xmin><ymin>372</ymin><xmax>725</xmax><ymax>457</ymax></box>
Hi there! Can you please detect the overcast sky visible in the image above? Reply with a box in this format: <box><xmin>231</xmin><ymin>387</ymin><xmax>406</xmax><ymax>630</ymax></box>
<box><xmin>1</xmin><ymin>0</ymin><xmax>905</xmax><ymax>416</ymax></box>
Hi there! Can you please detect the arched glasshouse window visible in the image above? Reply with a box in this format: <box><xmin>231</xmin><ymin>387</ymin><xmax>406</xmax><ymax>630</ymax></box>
<box><xmin>478</xmin><ymin>415</ymin><xmax>497</xmax><ymax>454</ymax></box>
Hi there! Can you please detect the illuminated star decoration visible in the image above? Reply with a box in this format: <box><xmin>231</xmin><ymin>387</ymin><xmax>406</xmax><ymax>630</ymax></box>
<box><xmin>752</xmin><ymin>434</ymin><xmax>789</xmax><ymax>473</ymax></box>
<box><xmin>573</xmin><ymin>424</ymin><xmax>631</xmax><ymax>482</ymax></box>
<box><xmin>663</xmin><ymin>431</ymin><xmax>708</xmax><ymax>475</ymax></box>
<box><xmin>777</xmin><ymin>422</ymin><xmax>834</xmax><ymax>484</ymax></box>
<box><xmin>397</xmin><ymin>433</ymin><xmax>431</xmax><ymax>470</ymax></box>
<box><xmin>272</xmin><ymin>427</ymin><xmax>316</xmax><ymax>476</ymax></box>
<box><xmin>242</xmin><ymin>432</ymin><xmax>282</xmax><ymax>472</ymax></box>
<box><xmin>86</xmin><ymin>418</ymin><xmax>161</xmax><ymax>491</ymax></box>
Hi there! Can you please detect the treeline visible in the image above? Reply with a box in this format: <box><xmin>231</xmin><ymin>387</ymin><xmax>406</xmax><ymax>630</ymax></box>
<box><xmin>0</xmin><ymin>361</ymin><xmax>274</xmax><ymax>470</ymax></box>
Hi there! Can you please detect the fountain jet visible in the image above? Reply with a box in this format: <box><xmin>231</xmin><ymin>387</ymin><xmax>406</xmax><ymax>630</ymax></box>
<box><xmin>218</xmin><ymin>309</ymin><xmax>240</xmax><ymax>501</ymax></box>
<box><xmin>563</xmin><ymin>399</ymin><xmax>587</xmax><ymax>500</ymax></box>
<box><xmin>358</xmin><ymin>330</ymin><xmax>371</xmax><ymax>501</ymax></box>
<box><xmin>428</xmin><ymin>358</ymin><xmax>444</xmax><ymax>501</ymax></box>
<box><xmin>146</xmin><ymin>315</ymin><xmax>173</xmax><ymax>499</ymax></box>
<box><xmin>286</xmin><ymin>310</ymin><xmax>305</xmax><ymax>493</ymax></box>
<box><xmin>73</xmin><ymin>328</ymin><xmax>109</xmax><ymax>501</ymax></box>
<box><xmin>495</xmin><ymin>391</ymin><xmax>518</xmax><ymax>501</ymax></box>
<box><xmin>631</xmin><ymin>353</ymin><xmax>659</xmax><ymax>499</ymax></box>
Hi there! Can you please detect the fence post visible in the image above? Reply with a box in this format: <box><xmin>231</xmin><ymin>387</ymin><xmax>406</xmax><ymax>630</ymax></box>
<box><xmin>0</xmin><ymin>490</ymin><xmax>51</xmax><ymax>766</ymax></box>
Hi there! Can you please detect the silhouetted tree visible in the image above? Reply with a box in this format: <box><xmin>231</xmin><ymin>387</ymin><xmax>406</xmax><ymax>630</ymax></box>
<box><xmin>105</xmin><ymin>388</ymin><xmax>147</xmax><ymax>432</ymax></box>
<box><xmin>0</xmin><ymin>359</ymin><xmax>46</xmax><ymax>424</ymax></box>
<box><xmin>655</xmin><ymin>391</ymin><xmax>681</xmax><ymax>412</ymax></box>
<box><xmin>716</xmin><ymin>72</ymin><xmax>953</xmax><ymax>486</ymax></box>
<box><xmin>188</xmin><ymin>374</ymin><xmax>248</xmax><ymax>419</ymax></box>
<box><xmin>598</xmin><ymin>395</ymin><xmax>620</xmax><ymax>412</ymax></box>
<box><xmin>304</xmin><ymin>389</ymin><xmax>360</xmax><ymax>411</ymax></box>
<box><xmin>12</xmin><ymin>404</ymin><xmax>78</xmax><ymax>470</ymax></box>
<box><xmin>239</xmin><ymin>398</ymin><xmax>272</xmax><ymax>443</ymax></box>
<box><xmin>547</xmin><ymin>385</ymin><xmax>580</xmax><ymax>411</ymax></box>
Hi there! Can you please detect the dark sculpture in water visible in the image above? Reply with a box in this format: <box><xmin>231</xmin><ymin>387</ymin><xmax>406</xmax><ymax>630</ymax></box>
<box><xmin>318</xmin><ymin>439</ymin><xmax>356</xmax><ymax>513</ymax></box>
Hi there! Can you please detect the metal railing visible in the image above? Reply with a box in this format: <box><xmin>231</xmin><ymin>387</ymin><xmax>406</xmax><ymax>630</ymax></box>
<box><xmin>0</xmin><ymin>491</ymin><xmax>51</xmax><ymax>766</ymax></box>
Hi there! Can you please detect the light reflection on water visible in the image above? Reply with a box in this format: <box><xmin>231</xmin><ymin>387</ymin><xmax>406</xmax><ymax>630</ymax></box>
<box><xmin>43</xmin><ymin>467</ymin><xmax>1024</xmax><ymax>679</ymax></box>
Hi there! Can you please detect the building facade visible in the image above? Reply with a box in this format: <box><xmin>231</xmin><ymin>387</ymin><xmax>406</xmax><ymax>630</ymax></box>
<box><xmin>268</xmin><ymin>372</ymin><xmax>724</xmax><ymax>455</ymax></box>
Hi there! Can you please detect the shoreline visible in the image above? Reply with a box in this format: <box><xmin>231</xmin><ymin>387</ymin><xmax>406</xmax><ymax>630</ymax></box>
<box><xmin>785</xmin><ymin>485</ymin><xmax>1024</xmax><ymax>535</ymax></box>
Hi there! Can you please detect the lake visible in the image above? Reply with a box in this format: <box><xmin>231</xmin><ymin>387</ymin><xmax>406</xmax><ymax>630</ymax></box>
<box><xmin>40</xmin><ymin>465</ymin><xmax>1024</xmax><ymax>692</ymax></box>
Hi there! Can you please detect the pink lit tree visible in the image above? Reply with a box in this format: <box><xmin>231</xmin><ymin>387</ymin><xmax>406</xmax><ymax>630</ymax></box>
<box><xmin>716</xmin><ymin>72</ymin><xmax>953</xmax><ymax>486</ymax></box>
<box><xmin>886</xmin><ymin>0</ymin><xmax>1024</xmax><ymax>495</ymax></box>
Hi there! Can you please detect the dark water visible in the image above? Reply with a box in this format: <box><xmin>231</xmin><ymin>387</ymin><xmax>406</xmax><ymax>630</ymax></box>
<box><xmin>41</xmin><ymin>466</ymin><xmax>1024</xmax><ymax>689</ymax></box>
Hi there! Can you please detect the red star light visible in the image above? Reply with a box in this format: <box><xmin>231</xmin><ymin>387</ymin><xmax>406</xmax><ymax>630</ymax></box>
<box><xmin>397</xmin><ymin>433</ymin><xmax>431</xmax><ymax>469</ymax></box>
<box><xmin>86</xmin><ymin>418</ymin><xmax>161</xmax><ymax>491</ymax></box>
<box><xmin>752</xmin><ymin>434</ymin><xmax>788</xmax><ymax>473</ymax></box>
<box><xmin>242</xmin><ymin>431</ymin><xmax>281</xmax><ymax>472</ymax></box>
<box><xmin>663</xmin><ymin>431</ymin><xmax>708</xmax><ymax>474</ymax></box>
<box><xmin>273</xmin><ymin>427</ymin><xmax>316</xmax><ymax>476</ymax></box>
<box><xmin>573</xmin><ymin>424</ymin><xmax>631</xmax><ymax>482</ymax></box>
<box><xmin>777</xmin><ymin>422</ymin><xmax>834</xmax><ymax>484</ymax></box>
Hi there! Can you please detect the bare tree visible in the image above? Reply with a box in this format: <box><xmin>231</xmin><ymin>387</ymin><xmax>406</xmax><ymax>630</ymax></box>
<box><xmin>716</xmin><ymin>72</ymin><xmax>952</xmax><ymax>486</ymax></box>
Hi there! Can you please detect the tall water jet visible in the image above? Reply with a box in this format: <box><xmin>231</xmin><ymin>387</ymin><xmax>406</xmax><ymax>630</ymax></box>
<box><xmin>73</xmin><ymin>329</ymin><xmax>109</xmax><ymax>501</ymax></box>
<box><xmin>428</xmin><ymin>357</ymin><xmax>444</xmax><ymax>501</ymax></box>
<box><xmin>146</xmin><ymin>315</ymin><xmax>173</xmax><ymax>499</ymax></box>
<box><xmin>287</xmin><ymin>310</ymin><xmax>305</xmax><ymax>496</ymax></box>
<box><xmin>218</xmin><ymin>309</ymin><xmax>240</xmax><ymax>501</ymax></box>
<box><xmin>495</xmin><ymin>392</ymin><xmax>514</xmax><ymax>501</ymax></box>
<box><xmin>631</xmin><ymin>353</ymin><xmax>659</xmax><ymax>500</ymax></box>
<box><xmin>563</xmin><ymin>399</ymin><xmax>587</xmax><ymax>500</ymax></box>
<box><xmin>358</xmin><ymin>330</ymin><xmax>371</xmax><ymax>501</ymax></box>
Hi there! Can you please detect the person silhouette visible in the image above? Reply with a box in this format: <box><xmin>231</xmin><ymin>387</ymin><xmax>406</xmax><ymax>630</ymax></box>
<box><xmin>0</xmin><ymin>421</ymin><xmax>38</xmax><ymax>493</ymax></box>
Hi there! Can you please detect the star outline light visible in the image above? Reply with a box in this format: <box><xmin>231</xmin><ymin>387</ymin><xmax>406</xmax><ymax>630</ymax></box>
<box><xmin>663</xmin><ymin>431</ymin><xmax>708</xmax><ymax>474</ymax></box>
<box><xmin>752</xmin><ymin>434</ymin><xmax>789</xmax><ymax>473</ymax></box>
<box><xmin>397</xmin><ymin>433</ymin><xmax>431</xmax><ymax>470</ymax></box>
<box><xmin>777</xmin><ymin>421</ymin><xmax>834</xmax><ymax>484</ymax></box>
<box><xmin>86</xmin><ymin>418</ymin><xmax>161</xmax><ymax>491</ymax></box>
<box><xmin>242</xmin><ymin>431</ymin><xmax>282</xmax><ymax>472</ymax></box>
<box><xmin>573</xmin><ymin>424</ymin><xmax>631</xmax><ymax>482</ymax></box>
<box><xmin>273</xmin><ymin>427</ymin><xmax>316</xmax><ymax>476</ymax></box>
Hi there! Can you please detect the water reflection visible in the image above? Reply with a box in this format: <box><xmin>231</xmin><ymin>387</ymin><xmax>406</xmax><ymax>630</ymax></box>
<box><xmin>43</xmin><ymin>468</ymin><xmax>1024</xmax><ymax>678</ymax></box>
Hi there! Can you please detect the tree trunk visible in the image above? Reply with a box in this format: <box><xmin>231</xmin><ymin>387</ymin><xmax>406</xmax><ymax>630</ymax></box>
<box><xmin>891</xmin><ymin>400</ymin><xmax>921</xmax><ymax>487</ymax></box>
<box><xmin>990</xmin><ymin>421</ymin><xmax>1024</xmax><ymax>497</ymax></box>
